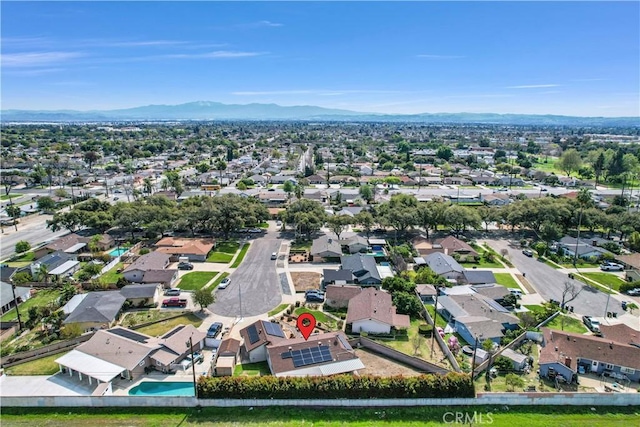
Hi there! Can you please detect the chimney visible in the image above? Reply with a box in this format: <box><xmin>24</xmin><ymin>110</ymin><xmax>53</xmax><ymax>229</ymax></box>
<box><xmin>564</xmin><ymin>357</ymin><xmax>572</xmax><ymax>368</ymax></box>
<box><xmin>609</xmin><ymin>342</ymin><xmax>614</xmax><ymax>349</ymax></box>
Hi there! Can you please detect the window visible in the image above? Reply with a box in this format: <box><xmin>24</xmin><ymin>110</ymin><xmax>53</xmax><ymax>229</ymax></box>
<box><xmin>605</xmin><ymin>363</ymin><xmax>614</xmax><ymax>370</ymax></box>
<box><xmin>621</xmin><ymin>367</ymin><xmax>635</xmax><ymax>374</ymax></box>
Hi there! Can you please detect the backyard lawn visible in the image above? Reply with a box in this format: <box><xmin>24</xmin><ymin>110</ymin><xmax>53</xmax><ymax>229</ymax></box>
<box><xmin>230</xmin><ymin>243</ymin><xmax>250</xmax><ymax>268</ymax></box>
<box><xmin>100</xmin><ymin>262</ymin><xmax>123</xmax><ymax>284</ymax></box>
<box><xmin>580</xmin><ymin>272</ymin><xmax>625</xmax><ymax>292</ymax></box>
<box><xmin>425</xmin><ymin>304</ymin><xmax>447</xmax><ymax>328</ymax></box>
<box><xmin>178</xmin><ymin>272</ymin><xmax>217</xmax><ymax>291</ymax></box>
<box><xmin>135</xmin><ymin>313</ymin><xmax>203</xmax><ymax>337</ymax></box>
<box><xmin>1</xmin><ymin>289</ymin><xmax>62</xmax><ymax>322</ymax></box>
<box><xmin>233</xmin><ymin>362</ymin><xmax>271</xmax><ymax>377</ymax></box>
<box><xmin>4</xmin><ymin>351</ymin><xmax>68</xmax><ymax>375</ymax></box>
<box><xmin>206</xmin><ymin>241</ymin><xmax>239</xmax><ymax>263</ymax></box>
<box><xmin>294</xmin><ymin>307</ymin><xmax>339</xmax><ymax>330</ymax></box>
<box><xmin>494</xmin><ymin>273</ymin><xmax>522</xmax><ymax>290</ymax></box>
<box><xmin>546</xmin><ymin>314</ymin><xmax>589</xmax><ymax>334</ymax></box>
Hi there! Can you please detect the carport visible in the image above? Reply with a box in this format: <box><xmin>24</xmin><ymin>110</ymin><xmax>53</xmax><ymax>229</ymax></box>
<box><xmin>55</xmin><ymin>350</ymin><xmax>125</xmax><ymax>391</ymax></box>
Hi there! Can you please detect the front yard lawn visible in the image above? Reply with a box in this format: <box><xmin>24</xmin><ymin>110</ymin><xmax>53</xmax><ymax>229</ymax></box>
<box><xmin>233</xmin><ymin>362</ymin><xmax>271</xmax><ymax>376</ymax></box>
<box><xmin>100</xmin><ymin>262</ymin><xmax>123</xmax><ymax>284</ymax></box>
<box><xmin>494</xmin><ymin>273</ymin><xmax>522</xmax><ymax>290</ymax></box>
<box><xmin>1</xmin><ymin>289</ymin><xmax>61</xmax><ymax>322</ymax></box>
<box><xmin>546</xmin><ymin>314</ymin><xmax>589</xmax><ymax>334</ymax></box>
<box><xmin>268</xmin><ymin>303</ymin><xmax>290</xmax><ymax>317</ymax></box>
<box><xmin>9</xmin><ymin>252</ymin><xmax>35</xmax><ymax>262</ymax></box>
<box><xmin>178</xmin><ymin>272</ymin><xmax>217</xmax><ymax>291</ymax></box>
<box><xmin>210</xmin><ymin>272</ymin><xmax>229</xmax><ymax>290</ymax></box>
<box><xmin>230</xmin><ymin>243</ymin><xmax>250</xmax><ymax>268</ymax></box>
<box><xmin>4</xmin><ymin>351</ymin><xmax>68</xmax><ymax>375</ymax></box>
<box><xmin>580</xmin><ymin>272</ymin><xmax>625</xmax><ymax>292</ymax></box>
<box><xmin>290</xmin><ymin>240</ymin><xmax>312</xmax><ymax>251</ymax></box>
<box><xmin>135</xmin><ymin>313</ymin><xmax>203</xmax><ymax>337</ymax></box>
<box><xmin>206</xmin><ymin>241</ymin><xmax>239</xmax><ymax>263</ymax></box>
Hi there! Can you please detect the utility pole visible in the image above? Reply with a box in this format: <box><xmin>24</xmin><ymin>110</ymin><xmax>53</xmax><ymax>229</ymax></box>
<box><xmin>186</xmin><ymin>336</ymin><xmax>198</xmax><ymax>398</ymax></box>
<box><xmin>430</xmin><ymin>289</ymin><xmax>439</xmax><ymax>359</ymax></box>
<box><xmin>10</xmin><ymin>283</ymin><xmax>23</xmax><ymax>330</ymax></box>
<box><xmin>470</xmin><ymin>336</ymin><xmax>479</xmax><ymax>380</ymax></box>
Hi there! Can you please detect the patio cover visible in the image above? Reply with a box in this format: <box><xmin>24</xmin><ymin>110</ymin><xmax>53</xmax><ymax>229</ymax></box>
<box><xmin>55</xmin><ymin>350</ymin><xmax>125</xmax><ymax>383</ymax></box>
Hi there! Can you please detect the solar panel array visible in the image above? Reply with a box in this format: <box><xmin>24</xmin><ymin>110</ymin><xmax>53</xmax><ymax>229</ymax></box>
<box><xmin>262</xmin><ymin>321</ymin><xmax>285</xmax><ymax>338</ymax></box>
<box><xmin>247</xmin><ymin>325</ymin><xmax>260</xmax><ymax>344</ymax></box>
<box><xmin>281</xmin><ymin>346</ymin><xmax>333</xmax><ymax>367</ymax></box>
<box><xmin>485</xmin><ymin>298</ymin><xmax>509</xmax><ymax>313</ymax></box>
<box><xmin>162</xmin><ymin>325</ymin><xmax>185</xmax><ymax>339</ymax></box>
<box><xmin>109</xmin><ymin>328</ymin><xmax>151</xmax><ymax>343</ymax></box>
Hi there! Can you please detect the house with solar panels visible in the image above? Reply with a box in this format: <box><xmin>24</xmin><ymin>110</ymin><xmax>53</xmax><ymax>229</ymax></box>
<box><xmin>265</xmin><ymin>331</ymin><xmax>365</xmax><ymax>377</ymax></box>
<box><xmin>239</xmin><ymin>320</ymin><xmax>288</xmax><ymax>363</ymax></box>
<box><xmin>436</xmin><ymin>293</ymin><xmax>520</xmax><ymax>346</ymax></box>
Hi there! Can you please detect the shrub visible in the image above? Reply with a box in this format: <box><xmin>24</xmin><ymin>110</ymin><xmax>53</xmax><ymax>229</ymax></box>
<box><xmin>197</xmin><ymin>373</ymin><xmax>474</xmax><ymax>399</ymax></box>
<box><xmin>139</xmin><ymin>248</ymin><xmax>150</xmax><ymax>255</ymax></box>
<box><xmin>15</xmin><ymin>241</ymin><xmax>31</xmax><ymax>254</ymax></box>
<box><xmin>418</xmin><ymin>324</ymin><xmax>434</xmax><ymax>336</ymax></box>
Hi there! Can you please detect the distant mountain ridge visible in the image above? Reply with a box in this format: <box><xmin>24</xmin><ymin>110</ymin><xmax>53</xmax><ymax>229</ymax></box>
<box><xmin>2</xmin><ymin>101</ymin><xmax>638</xmax><ymax>126</ymax></box>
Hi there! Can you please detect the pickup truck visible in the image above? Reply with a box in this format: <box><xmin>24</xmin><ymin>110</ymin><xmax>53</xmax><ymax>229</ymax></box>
<box><xmin>162</xmin><ymin>297</ymin><xmax>188</xmax><ymax>308</ymax></box>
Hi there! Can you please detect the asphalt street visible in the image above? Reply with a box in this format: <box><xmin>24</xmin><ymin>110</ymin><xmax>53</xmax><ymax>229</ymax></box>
<box><xmin>1</xmin><ymin>214</ymin><xmax>68</xmax><ymax>260</ymax></box>
<box><xmin>209</xmin><ymin>228</ymin><xmax>283</xmax><ymax>317</ymax></box>
<box><xmin>484</xmin><ymin>238</ymin><xmax>623</xmax><ymax>318</ymax></box>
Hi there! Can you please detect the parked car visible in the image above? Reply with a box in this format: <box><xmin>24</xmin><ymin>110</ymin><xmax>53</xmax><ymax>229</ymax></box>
<box><xmin>164</xmin><ymin>288</ymin><xmax>181</xmax><ymax>296</ymax></box>
<box><xmin>178</xmin><ymin>262</ymin><xmax>194</xmax><ymax>270</ymax></box>
<box><xmin>600</xmin><ymin>262</ymin><xmax>623</xmax><ymax>272</ymax></box>
<box><xmin>305</xmin><ymin>289</ymin><xmax>325</xmax><ymax>297</ymax></box>
<box><xmin>509</xmin><ymin>288</ymin><xmax>523</xmax><ymax>298</ymax></box>
<box><xmin>162</xmin><ymin>297</ymin><xmax>188</xmax><ymax>308</ymax></box>
<box><xmin>207</xmin><ymin>322</ymin><xmax>223</xmax><ymax>338</ymax></box>
<box><xmin>218</xmin><ymin>277</ymin><xmax>231</xmax><ymax>289</ymax></box>
<box><xmin>522</xmin><ymin>249</ymin><xmax>534</xmax><ymax>257</ymax></box>
<box><xmin>306</xmin><ymin>293</ymin><xmax>325</xmax><ymax>303</ymax></box>
<box><xmin>626</xmin><ymin>288</ymin><xmax>640</xmax><ymax>296</ymax></box>
<box><xmin>271</xmin><ymin>252</ymin><xmax>277</xmax><ymax>260</ymax></box>
<box><xmin>582</xmin><ymin>315</ymin><xmax>601</xmax><ymax>333</ymax></box>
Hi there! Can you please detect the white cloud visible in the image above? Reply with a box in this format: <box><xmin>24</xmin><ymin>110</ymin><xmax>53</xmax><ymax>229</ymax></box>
<box><xmin>506</xmin><ymin>84</ymin><xmax>560</xmax><ymax>89</ymax></box>
<box><xmin>258</xmin><ymin>20</ymin><xmax>283</xmax><ymax>27</ymax></box>
<box><xmin>1</xmin><ymin>51</ymin><xmax>83</xmax><ymax>67</ymax></box>
<box><xmin>164</xmin><ymin>50</ymin><xmax>267</xmax><ymax>59</ymax></box>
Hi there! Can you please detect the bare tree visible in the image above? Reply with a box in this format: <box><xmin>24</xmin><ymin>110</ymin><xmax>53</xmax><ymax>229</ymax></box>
<box><xmin>561</xmin><ymin>281</ymin><xmax>584</xmax><ymax>309</ymax></box>
<box><xmin>412</xmin><ymin>332</ymin><xmax>423</xmax><ymax>356</ymax></box>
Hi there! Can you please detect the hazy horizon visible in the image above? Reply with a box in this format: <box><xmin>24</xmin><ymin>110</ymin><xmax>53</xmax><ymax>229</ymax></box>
<box><xmin>2</xmin><ymin>2</ymin><xmax>639</xmax><ymax>117</ymax></box>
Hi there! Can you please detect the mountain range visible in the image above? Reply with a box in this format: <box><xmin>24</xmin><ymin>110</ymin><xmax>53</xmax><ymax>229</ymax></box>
<box><xmin>2</xmin><ymin>101</ymin><xmax>638</xmax><ymax>126</ymax></box>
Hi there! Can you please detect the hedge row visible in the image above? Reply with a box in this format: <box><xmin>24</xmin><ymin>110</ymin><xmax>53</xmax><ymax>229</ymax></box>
<box><xmin>197</xmin><ymin>373</ymin><xmax>474</xmax><ymax>399</ymax></box>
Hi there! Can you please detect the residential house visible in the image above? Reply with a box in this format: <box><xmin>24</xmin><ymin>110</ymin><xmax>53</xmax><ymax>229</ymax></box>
<box><xmin>0</xmin><ymin>281</ymin><xmax>31</xmax><ymax>314</ymax></box>
<box><xmin>307</xmin><ymin>174</ymin><xmax>327</xmax><ymax>185</ymax></box>
<box><xmin>29</xmin><ymin>251</ymin><xmax>74</xmax><ymax>278</ymax></box>
<box><xmin>557</xmin><ymin>236</ymin><xmax>612</xmax><ymax>260</ymax></box>
<box><xmin>341</xmin><ymin>235</ymin><xmax>369</xmax><ymax>254</ymax></box>
<box><xmin>497</xmin><ymin>176</ymin><xmax>525</xmax><ymax>186</ymax></box>
<box><xmin>598</xmin><ymin>324</ymin><xmax>640</xmax><ymax>348</ymax></box>
<box><xmin>437</xmin><ymin>293</ymin><xmax>520</xmax><ymax>346</ymax></box>
<box><xmin>270</xmin><ymin>175</ymin><xmax>298</xmax><ymax>185</ymax></box>
<box><xmin>122</xmin><ymin>252</ymin><xmax>177</xmax><ymax>287</ymax></box>
<box><xmin>214</xmin><ymin>338</ymin><xmax>241</xmax><ymax>376</ymax></box>
<box><xmin>444</xmin><ymin>177</ymin><xmax>472</xmax><ymax>186</ymax></box>
<box><xmin>462</xmin><ymin>270</ymin><xmax>497</xmax><ymax>285</ymax></box>
<box><xmin>341</xmin><ymin>254</ymin><xmax>382</xmax><ymax>286</ymax></box>
<box><xmin>437</xmin><ymin>236</ymin><xmax>479</xmax><ymax>259</ymax></box>
<box><xmin>305</xmin><ymin>191</ymin><xmax>329</xmax><ymax>205</ymax></box>
<box><xmin>471</xmin><ymin>175</ymin><xmax>497</xmax><ymax>186</ymax></box>
<box><xmin>336</xmin><ymin>207</ymin><xmax>364</xmax><ymax>218</ymax></box>
<box><xmin>63</xmin><ymin>291</ymin><xmax>127</xmax><ymax>332</ymax></box>
<box><xmin>538</xmin><ymin>328</ymin><xmax>640</xmax><ymax>383</ymax></box>
<box><xmin>615</xmin><ymin>253</ymin><xmax>640</xmax><ymax>281</ymax></box>
<box><xmin>311</xmin><ymin>235</ymin><xmax>343</xmax><ymax>260</ymax></box>
<box><xmin>249</xmin><ymin>174</ymin><xmax>268</xmax><ymax>186</ymax></box>
<box><xmin>119</xmin><ymin>284</ymin><xmax>160</xmax><ymax>307</ymax></box>
<box><xmin>239</xmin><ymin>320</ymin><xmax>287</xmax><ymax>363</ymax></box>
<box><xmin>482</xmin><ymin>194</ymin><xmax>510</xmax><ymax>206</ymax></box>
<box><xmin>324</xmin><ymin>284</ymin><xmax>362</xmax><ymax>309</ymax></box>
<box><xmin>265</xmin><ymin>331</ymin><xmax>365</xmax><ymax>377</ymax></box>
<box><xmin>424</xmin><ymin>252</ymin><xmax>465</xmax><ymax>280</ymax></box>
<box><xmin>360</xmin><ymin>165</ymin><xmax>373</xmax><ymax>176</ymax></box>
<box><xmin>346</xmin><ymin>288</ymin><xmax>410</xmax><ymax>334</ymax></box>
<box><xmin>155</xmin><ymin>237</ymin><xmax>216</xmax><ymax>262</ymax></box>
<box><xmin>399</xmin><ymin>176</ymin><xmax>417</xmax><ymax>186</ymax></box>
<box><xmin>411</xmin><ymin>236</ymin><xmax>438</xmax><ymax>257</ymax></box>
<box><xmin>257</xmin><ymin>191</ymin><xmax>288</xmax><ymax>207</ymax></box>
<box><xmin>323</xmin><ymin>269</ymin><xmax>356</xmax><ymax>287</ymax></box>
<box><xmin>55</xmin><ymin>324</ymin><xmax>205</xmax><ymax>388</ymax></box>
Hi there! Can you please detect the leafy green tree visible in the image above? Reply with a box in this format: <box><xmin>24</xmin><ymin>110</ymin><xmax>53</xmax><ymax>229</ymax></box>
<box><xmin>283</xmin><ymin>180</ymin><xmax>295</xmax><ymax>198</ymax></box>
<box><xmin>15</xmin><ymin>240</ymin><xmax>30</xmax><ymax>253</ymax></box>
<box><xmin>5</xmin><ymin>204</ymin><xmax>21</xmax><ymax>231</ymax></box>
<box><xmin>391</xmin><ymin>291</ymin><xmax>422</xmax><ymax>318</ymax></box>
<box><xmin>237</xmin><ymin>181</ymin><xmax>247</xmax><ymax>191</ymax></box>
<box><xmin>353</xmin><ymin>211</ymin><xmax>374</xmax><ymax>236</ymax></box>
<box><xmin>592</xmin><ymin>151</ymin><xmax>606</xmax><ymax>186</ymax></box>
<box><xmin>359</xmin><ymin>184</ymin><xmax>374</xmax><ymax>203</ymax></box>
<box><xmin>214</xmin><ymin>158</ymin><xmax>227</xmax><ymax>181</ymax></box>
<box><xmin>444</xmin><ymin>205</ymin><xmax>481</xmax><ymax>238</ymax></box>
<box><xmin>36</xmin><ymin>196</ymin><xmax>56</xmax><ymax>212</ymax></box>
<box><xmin>505</xmin><ymin>373</ymin><xmax>525</xmax><ymax>392</ymax></box>
<box><xmin>557</xmin><ymin>149</ymin><xmax>582</xmax><ymax>177</ymax></box>
<box><xmin>284</xmin><ymin>199</ymin><xmax>326</xmax><ymax>238</ymax></box>
<box><xmin>493</xmin><ymin>356</ymin><xmax>513</xmax><ymax>373</ymax></box>
<box><xmin>194</xmin><ymin>288</ymin><xmax>215</xmax><ymax>311</ymax></box>
<box><xmin>195</xmin><ymin>162</ymin><xmax>210</xmax><ymax>174</ymax></box>
<box><xmin>382</xmin><ymin>276</ymin><xmax>416</xmax><ymax>293</ymax></box>
<box><xmin>326</xmin><ymin>215</ymin><xmax>352</xmax><ymax>241</ymax></box>
<box><xmin>83</xmin><ymin>151</ymin><xmax>100</xmax><ymax>171</ymax></box>
<box><xmin>436</xmin><ymin>146</ymin><xmax>453</xmax><ymax>161</ymax></box>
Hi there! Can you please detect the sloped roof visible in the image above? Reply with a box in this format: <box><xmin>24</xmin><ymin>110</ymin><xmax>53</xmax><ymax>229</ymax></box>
<box><xmin>463</xmin><ymin>270</ymin><xmax>497</xmax><ymax>285</ymax></box>
<box><xmin>436</xmin><ymin>236</ymin><xmax>479</xmax><ymax>255</ymax></box>
<box><xmin>325</xmin><ymin>284</ymin><xmax>362</xmax><ymax>302</ymax></box>
<box><xmin>63</xmin><ymin>291</ymin><xmax>126</xmax><ymax>325</ymax></box>
<box><xmin>424</xmin><ymin>252</ymin><xmax>464</xmax><ymax>275</ymax></box>
<box><xmin>155</xmin><ymin>237</ymin><xmax>215</xmax><ymax>256</ymax></box>
<box><xmin>75</xmin><ymin>328</ymin><xmax>156</xmax><ymax>370</ymax></box>
<box><xmin>311</xmin><ymin>235</ymin><xmax>343</xmax><ymax>257</ymax></box>
<box><xmin>141</xmin><ymin>269</ymin><xmax>176</xmax><ymax>284</ymax></box>
<box><xmin>123</xmin><ymin>251</ymin><xmax>171</xmax><ymax>273</ymax></box>
<box><xmin>341</xmin><ymin>254</ymin><xmax>381</xmax><ymax>283</ymax></box>
<box><xmin>346</xmin><ymin>288</ymin><xmax>410</xmax><ymax>328</ymax></box>
<box><xmin>239</xmin><ymin>320</ymin><xmax>287</xmax><ymax>353</ymax></box>
<box><xmin>120</xmin><ymin>284</ymin><xmax>159</xmax><ymax>299</ymax></box>
<box><xmin>323</xmin><ymin>269</ymin><xmax>355</xmax><ymax>283</ymax></box>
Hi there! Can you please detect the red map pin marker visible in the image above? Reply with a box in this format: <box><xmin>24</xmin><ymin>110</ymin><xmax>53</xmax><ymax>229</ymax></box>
<box><xmin>297</xmin><ymin>312</ymin><xmax>316</xmax><ymax>340</ymax></box>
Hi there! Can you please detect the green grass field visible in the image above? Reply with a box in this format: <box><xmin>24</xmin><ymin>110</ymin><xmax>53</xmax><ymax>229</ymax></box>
<box><xmin>2</xmin><ymin>406</ymin><xmax>637</xmax><ymax>427</ymax></box>
<box><xmin>0</xmin><ymin>193</ymin><xmax>21</xmax><ymax>200</ymax></box>
<box><xmin>1</xmin><ymin>289</ymin><xmax>61</xmax><ymax>322</ymax></box>
<box><xmin>494</xmin><ymin>273</ymin><xmax>522</xmax><ymax>290</ymax></box>
<box><xmin>4</xmin><ymin>351</ymin><xmax>69</xmax><ymax>376</ymax></box>
<box><xmin>546</xmin><ymin>314</ymin><xmax>589</xmax><ymax>334</ymax></box>
<box><xmin>230</xmin><ymin>243</ymin><xmax>250</xmax><ymax>268</ymax></box>
<box><xmin>294</xmin><ymin>307</ymin><xmax>338</xmax><ymax>329</ymax></box>
<box><xmin>425</xmin><ymin>304</ymin><xmax>447</xmax><ymax>328</ymax></box>
<box><xmin>233</xmin><ymin>362</ymin><xmax>271</xmax><ymax>377</ymax></box>
<box><xmin>177</xmin><ymin>272</ymin><xmax>217</xmax><ymax>291</ymax></box>
<box><xmin>135</xmin><ymin>313</ymin><xmax>203</xmax><ymax>337</ymax></box>
<box><xmin>580</xmin><ymin>272</ymin><xmax>625</xmax><ymax>291</ymax></box>
<box><xmin>268</xmin><ymin>303</ymin><xmax>290</xmax><ymax>317</ymax></box>
<box><xmin>206</xmin><ymin>241</ymin><xmax>239</xmax><ymax>263</ymax></box>
<box><xmin>100</xmin><ymin>262</ymin><xmax>123</xmax><ymax>284</ymax></box>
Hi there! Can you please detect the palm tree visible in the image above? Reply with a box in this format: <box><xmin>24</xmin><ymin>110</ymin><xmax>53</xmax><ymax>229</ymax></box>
<box><xmin>37</xmin><ymin>264</ymin><xmax>49</xmax><ymax>284</ymax></box>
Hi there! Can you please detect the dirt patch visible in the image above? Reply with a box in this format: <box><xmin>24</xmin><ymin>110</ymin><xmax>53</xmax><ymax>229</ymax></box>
<box><xmin>291</xmin><ymin>272</ymin><xmax>321</xmax><ymax>292</ymax></box>
<box><xmin>515</xmin><ymin>274</ymin><xmax>536</xmax><ymax>293</ymax></box>
<box><xmin>354</xmin><ymin>348</ymin><xmax>425</xmax><ymax>377</ymax></box>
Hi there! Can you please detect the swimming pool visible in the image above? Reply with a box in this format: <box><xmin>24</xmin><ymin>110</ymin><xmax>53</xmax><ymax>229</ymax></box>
<box><xmin>379</xmin><ymin>262</ymin><xmax>390</xmax><ymax>267</ymax></box>
<box><xmin>109</xmin><ymin>248</ymin><xmax>128</xmax><ymax>257</ymax></box>
<box><xmin>128</xmin><ymin>381</ymin><xmax>195</xmax><ymax>397</ymax></box>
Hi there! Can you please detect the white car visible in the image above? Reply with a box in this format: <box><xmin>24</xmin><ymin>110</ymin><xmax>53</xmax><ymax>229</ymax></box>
<box><xmin>218</xmin><ymin>277</ymin><xmax>231</xmax><ymax>289</ymax></box>
<box><xmin>600</xmin><ymin>263</ymin><xmax>623</xmax><ymax>272</ymax></box>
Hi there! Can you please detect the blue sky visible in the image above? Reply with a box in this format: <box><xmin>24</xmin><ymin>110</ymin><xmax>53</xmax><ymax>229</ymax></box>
<box><xmin>2</xmin><ymin>1</ymin><xmax>639</xmax><ymax>116</ymax></box>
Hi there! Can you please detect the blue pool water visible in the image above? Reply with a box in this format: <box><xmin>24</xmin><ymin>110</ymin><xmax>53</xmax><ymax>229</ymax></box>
<box><xmin>380</xmin><ymin>262</ymin><xmax>390</xmax><ymax>267</ymax></box>
<box><xmin>372</xmin><ymin>245</ymin><xmax>383</xmax><ymax>251</ymax></box>
<box><xmin>109</xmin><ymin>248</ymin><xmax>128</xmax><ymax>257</ymax></box>
<box><xmin>128</xmin><ymin>381</ymin><xmax>195</xmax><ymax>397</ymax></box>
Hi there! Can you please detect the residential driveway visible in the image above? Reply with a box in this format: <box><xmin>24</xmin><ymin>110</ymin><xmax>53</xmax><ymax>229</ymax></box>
<box><xmin>208</xmin><ymin>228</ymin><xmax>283</xmax><ymax>317</ymax></box>
<box><xmin>483</xmin><ymin>239</ymin><xmax>623</xmax><ymax>318</ymax></box>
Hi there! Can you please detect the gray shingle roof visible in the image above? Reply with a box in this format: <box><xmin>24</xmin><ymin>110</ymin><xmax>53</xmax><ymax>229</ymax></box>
<box><xmin>120</xmin><ymin>284</ymin><xmax>158</xmax><ymax>299</ymax></box>
<box><xmin>63</xmin><ymin>291</ymin><xmax>126</xmax><ymax>324</ymax></box>
<box><xmin>424</xmin><ymin>252</ymin><xmax>464</xmax><ymax>275</ymax></box>
<box><xmin>341</xmin><ymin>254</ymin><xmax>381</xmax><ymax>283</ymax></box>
